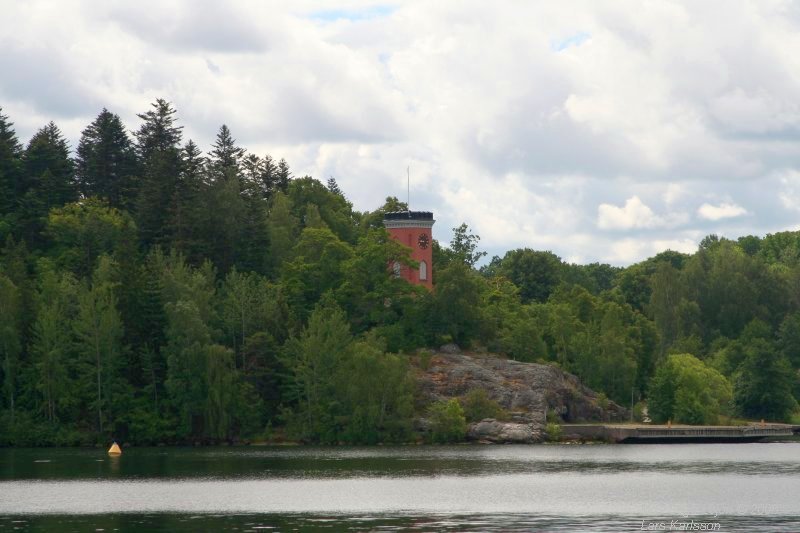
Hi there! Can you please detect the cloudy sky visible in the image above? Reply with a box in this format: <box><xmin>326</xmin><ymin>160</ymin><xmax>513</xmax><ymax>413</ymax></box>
<box><xmin>3</xmin><ymin>0</ymin><xmax>800</xmax><ymax>265</ymax></box>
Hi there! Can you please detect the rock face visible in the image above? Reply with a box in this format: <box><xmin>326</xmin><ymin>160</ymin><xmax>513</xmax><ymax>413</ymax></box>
<box><xmin>415</xmin><ymin>351</ymin><xmax>628</xmax><ymax>429</ymax></box>
<box><xmin>467</xmin><ymin>419</ymin><xmax>542</xmax><ymax>443</ymax></box>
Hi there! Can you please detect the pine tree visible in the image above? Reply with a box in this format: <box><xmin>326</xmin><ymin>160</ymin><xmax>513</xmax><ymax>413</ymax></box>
<box><xmin>170</xmin><ymin>140</ymin><xmax>206</xmax><ymax>259</ymax></box>
<box><xmin>134</xmin><ymin>99</ymin><xmax>183</xmax><ymax>247</ymax></box>
<box><xmin>326</xmin><ymin>177</ymin><xmax>342</xmax><ymax>196</ymax></box>
<box><xmin>276</xmin><ymin>158</ymin><xmax>291</xmax><ymax>192</ymax></box>
<box><xmin>0</xmin><ymin>108</ymin><xmax>22</xmax><ymax>232</ymax></box>
<box><xmin>18</xmin><ymin>122</ymin><xmax>76</xmax><ymax>248</ymax></box>
<box><xmin>208</xmin><ymin>125</ymin><xmax>244</xmax><ymax>183</ymax></box>
<box><xmin>259</xmin><ymin>154</ymin><xmax>278</xmax><ymax>199</ymax></box>
<box><xmin>75</xmin><ymin>109</ymin><xmax>139</xmax><ymax>209</ymax></box>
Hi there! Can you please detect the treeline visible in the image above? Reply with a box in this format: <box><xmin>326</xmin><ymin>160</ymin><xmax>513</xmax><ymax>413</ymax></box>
<box><xmin>0</xmin><ymin>101</ymin><xmax>798</xmax><ymax>447</ymax></box>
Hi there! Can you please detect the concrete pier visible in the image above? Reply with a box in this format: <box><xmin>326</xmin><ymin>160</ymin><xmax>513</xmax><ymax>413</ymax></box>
<box><xmin>562</xmin><ymin>423</ymin><xmax>800</xmax><ymax>443</ymax></box>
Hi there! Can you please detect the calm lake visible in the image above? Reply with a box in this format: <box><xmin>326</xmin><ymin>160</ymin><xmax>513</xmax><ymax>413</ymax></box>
<box><xmin>1</xmin><ymin>443</ymin><xmax>799</xmax><ymax>531</ymax></box>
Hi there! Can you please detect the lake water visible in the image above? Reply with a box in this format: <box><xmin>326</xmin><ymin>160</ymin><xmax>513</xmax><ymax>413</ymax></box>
<box><xmin>1</xmin><ymin>443</ymin><xmax>799</xmax><ymax>531</ymax></box>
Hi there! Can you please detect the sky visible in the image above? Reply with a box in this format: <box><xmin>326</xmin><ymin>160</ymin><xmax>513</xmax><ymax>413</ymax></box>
<box><xmin>2</xmin><ymin>0</ymin><xmax>800</xmax><ymax>266</ymax></box>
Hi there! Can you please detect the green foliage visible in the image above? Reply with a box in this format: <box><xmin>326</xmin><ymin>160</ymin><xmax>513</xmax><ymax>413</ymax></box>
<box><xmin>428</xmin><ymin>398</ymin><xmax>467</xmax><ymax>443</ymax></box>
<box><xmin>75</xmin><ymin>109</ymin><xmax>138</xmax><ymax>210</ymax></box>
<box><xmin>447</xmin><ymin>223</ymin><xmax>486</xmax><ymax>267</ymax></box>
<box><xmin>46</xmin><ymin>199</ymin><xmax>137</xmax><ymax>277</ymax></box>
<box><xmin>734</xmin><ymin>339</ymin><xmax>797</xmax><ymax>422</ymax></box>
<box><xmin>4</xmin><ymin>102</ymin><xmax>800</xmax><ymax>445</ymax></box>
<box><xmin>545</xmin><ymin>422</ymin><xmax>562</xmax><ymax>442</ymax></box>
<box><xmin>460</xmin><ymin>389</ymin><xmax>506</xmax><ymax>423</ymax></box>
<box><xmin>495</xmin><ymin>248</ymin><xmax>563</xmax><ymax>303</ymax></box>
<box><xmin>430</xmin><ymin>262</ymin><xmax>487</xmax><ymax>347</ymax></box>
<box><xmin>283</xmin><ymin>301</ymin><xmax>413</xmax><ymax>444</ymax></box>
<box><xmin>648</xmin><ymin>353</ymin><xmax>732</xmax><ymax>424</ymax></box>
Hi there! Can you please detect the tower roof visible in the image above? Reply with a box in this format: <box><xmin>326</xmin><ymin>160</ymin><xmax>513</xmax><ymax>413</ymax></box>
<box><xmin>383</xmin><ymin>210</ymin><xmax>434</xmax><ymax>221</ymax></box>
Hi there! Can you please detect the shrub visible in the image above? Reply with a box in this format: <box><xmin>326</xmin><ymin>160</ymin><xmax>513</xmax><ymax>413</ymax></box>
<box><xmin>545</xmin><ymin>422</ymin><xmax>562</xmax><ymax>442</ymax></box>
<box><xmin>428</xmin><ymin>399</ymin><xmax>467</xmax><ymax>443</ymax></box>
<box><xmin>460</xmin><ymin>389</ymin><xmax>506</xmax><ymax>422</ymax></box>
<box><xmin>418</xmin><ymin>349</ymin><xmax>433</xmax><ymax>371</ymax></box>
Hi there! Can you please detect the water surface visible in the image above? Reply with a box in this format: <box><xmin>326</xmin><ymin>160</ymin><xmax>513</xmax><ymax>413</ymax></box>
<box><xmin>1</xmin><ymin>444</ymin><xmax>798</xmax><ymax>531</ymax></box>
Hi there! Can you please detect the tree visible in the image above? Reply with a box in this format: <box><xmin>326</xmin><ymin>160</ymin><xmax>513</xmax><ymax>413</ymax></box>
<box><xmin>496</xmin><ymin>248</ymin><xmax>562</xmax><ymax>303</ymax></box>
<box><xmin>281</xmin><ymin>227</ymin><xmax>353</xmax><ymax>319</ymax></box>
<box><xmin>73</xmin><ymin>257</ymin><xmax>125</xmax><ymax>434</ymax></box>
<box><xmin>287</xmin><ymin>177</ymin><xmax>355</xmax><ymax>243</ymax></box>
<box><xmin>648</xmin><ymin>353</ymin><xmax>732</xmax><ymax>424</ymax></box>
<box><xmin>327</xmin><ymin>177</ymin><xmax>343</xmax><ymax>196</ymax></box>
<box><xmin>498</xmin><ymin>311</ymin><xmax>547</xmax><ymax>362</ymax></box>
<box><xmin>204</xmin><ymin>343</ymin><xmax>237</xmax><ymax>439</ymax></box>
<box><xmin>0</xmin><ymin>275</ymin><xmax>21</xmax><ymax>421</ymax></box>
<box><xmin>169</xmin><ymin>140</ymin><xmax>206</xmax><ymax>260</ymax></box>
<box><xmin>30</xmin><ymin>266</ymin><xmax>79</xmax><ymax>423</ymax></box>
<box><xmin>0</xmin><ymin>108</ymin><xmax>22</xmax><ymax>237</ymax></box>
<box><xmin>649</xmin><ymin>262</ymin><xmax>681</xmax><ymax>355</ymax></box>
<box><xmin>219</xmin><ymin>268</ymin><xmax>264</xmax><ymax>367</ymax></box>
<box><xmin>135</xmin><ymin>99</ymin><xmax>183</xmax><ymax>246</ymax></box>
<box><xmin>75</xmin><ymin>109</ymin><xmax>139</xmax><ymax>209</ymax></box>
<box><xmin>429</xmin><ymin>262</ymin><xmax>487</xmax><ymax>346</ymax></box>
<box><xmin>46</xmin><ymin>199</ymin><xmax>137</xmax><ymax>277</ymax></box>
<box><xmin>17</xmin><ymin>122</ymin><xmax>76</xmax><ymax>247</ymax></box>
<box><xmin>778</xmin><ymin>312</ymin><xmax>800</xmax><ymax>369</ymax></box>
<box><xmin>283</xmin><ymin>298</ymin><xmax>353</xmax><ymax>443</ymax></box>
<box><xmin>208</xmin><ymin>125</ymin><xmax>244</xmax><ymax>183</ymax></box>
<box><xmin>734</xmin><ymin>339</ymin><xmax>797</xmax><ymax>421</ymax></box>
<box><xmin>267</xmin><ymin>192</ymin><xmax>299</xmax><ymax>275</ymax></box>
<box><xmin>335</xmin><ymin>228</ymin><xmax>419</xmax><ymax>335</ymax></box>
<box><xmin>338</xmin><ymin>338</ymin><xmax>414</xmax><ymax>443</ymax></box>
<box><xmin>449</xmin><ymin>223</ymin><xmax>486</xmax><ymax>267</ymax></box>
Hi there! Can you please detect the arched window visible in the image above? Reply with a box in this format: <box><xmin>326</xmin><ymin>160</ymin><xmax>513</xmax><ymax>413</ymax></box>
<box><xmin>419</xmin><ymin>260</ymin><xmax>428</xmax><ymax>281</ymax></box>
<box><xmin>392</xmin><ymin>261</ymin><xmax>402</xmax><ymax>278</ymax></box>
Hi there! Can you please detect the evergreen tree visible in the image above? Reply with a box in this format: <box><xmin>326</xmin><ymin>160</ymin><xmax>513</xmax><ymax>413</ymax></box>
<box><xmin>326</xmin><ymin>177</ymin><xmax>343</xmax><ymax>196</ymax></box>
<box><xmin>134</xmin><ymin>99</ymin><xmax>183</xmax><ymax>247</ymax></box>
<box><xmin>75</xmin><ymin>109</ymin><xmax>139</xmax><ymax>209</ymax></box>
<box><xmin>208</xmin><ymin>125</ymin><xmax>244</xmax><ymax>182</ymax></box>
<box><xmin>0</xmin><ymin>108</ymin><xmax>22</xmax><ymax>236</ymax></box>
<box><xmin>18</xmin><ymin>122</ymin><xmax>76</xmax><ymax>247</ymax></box>
<box><xmin>170</xmin><ymin>140</ymin><xmax>206</xmax><ymax>260</ymax></box>
<box><xmin>276</xmin><ymin>158</ymin><xmax>291</xmax><ymax>193</ymax></box>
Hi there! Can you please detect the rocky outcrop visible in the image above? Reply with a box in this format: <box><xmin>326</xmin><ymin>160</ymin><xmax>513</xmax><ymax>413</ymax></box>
<box><xmin>467</xmin><ymin>419</ymin><xmax>542</xmax><ymax>443</ymax></box>
<box><xmin>415</xmin><ymin>351</ymin><xmax>628</xmax><ymax>428</ymax></box>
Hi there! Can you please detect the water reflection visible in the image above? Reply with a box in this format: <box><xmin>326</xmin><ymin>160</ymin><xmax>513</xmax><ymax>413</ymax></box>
<box><xmin>1</xmin><ymin>444</ymin><xmax>799</xmax><ymax>531</ymax></box>
<box><xmin>2</xmin><ymin>443</ymin><xmax>800</xmax><ymax>480</ymax></box>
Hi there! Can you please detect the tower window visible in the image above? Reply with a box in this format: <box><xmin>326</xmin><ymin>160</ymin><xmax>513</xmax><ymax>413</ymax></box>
<box><xmin>419</xmin><ymin>260</ymin><xmax>428</xmax><ymax>281</ymax></box>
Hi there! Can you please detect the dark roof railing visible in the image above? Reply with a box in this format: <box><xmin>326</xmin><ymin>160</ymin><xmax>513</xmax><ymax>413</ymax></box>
<box><xmin>383</xmin><ymin>211</ymin><xmax>434</xmax><ymax>221</ymax></box>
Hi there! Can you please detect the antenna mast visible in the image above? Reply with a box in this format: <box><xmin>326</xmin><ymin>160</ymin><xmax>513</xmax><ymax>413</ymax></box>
<box><xmin>407</xmin><ymin>166</ymin><xmax>410</xmax><ymax>211</ymax></box>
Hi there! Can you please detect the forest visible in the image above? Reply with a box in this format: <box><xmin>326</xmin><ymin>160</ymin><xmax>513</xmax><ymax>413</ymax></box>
<box><xmin>0</xmin><ymin>100</ymin><xmax>798</xmax><ymax>446</ymax></box>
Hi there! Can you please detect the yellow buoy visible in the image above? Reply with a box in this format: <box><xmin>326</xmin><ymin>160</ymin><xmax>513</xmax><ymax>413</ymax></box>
<box><xmin>108</xmin><ymin>442</ymin><xmax>122</xmax><ymax>456</ymax></box>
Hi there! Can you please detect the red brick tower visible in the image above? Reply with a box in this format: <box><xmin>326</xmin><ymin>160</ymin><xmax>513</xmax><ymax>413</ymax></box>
<box><xmin>383</xmin><ymin>211</ymin><xmax>435</xmax><ymax>290</ymax></box>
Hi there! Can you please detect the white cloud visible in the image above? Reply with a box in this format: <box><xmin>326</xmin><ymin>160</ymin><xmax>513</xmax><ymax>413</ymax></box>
<box><xmin>697</xmin><ymin>202</ymin><xmax>748</xmax><ymax>221</ymax></box>
<box><xmin>3</xmin><ymin>0</ymin><xmax>800</xmax><ymax>265</ymax></box>
<box><xmin>598</xmin><ymin>196</ymin><xmax>659</xmax><ymax>229</ymax></box>
<box><xmin>597</xmin><ymin>196</ymin><xmax>687</xmax><ymax>230</ymax></box>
